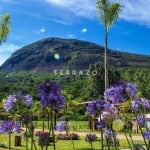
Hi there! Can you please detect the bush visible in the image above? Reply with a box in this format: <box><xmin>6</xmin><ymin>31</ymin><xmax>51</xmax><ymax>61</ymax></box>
<box><xmin>57</xmin><ymin>133</ymin><xmax>80</xmax><ymax>140</ymax></box>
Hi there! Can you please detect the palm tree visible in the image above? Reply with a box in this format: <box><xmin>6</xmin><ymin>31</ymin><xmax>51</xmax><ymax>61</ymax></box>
<box><xmin>96</xmin><ymin>0</ymin><xmax>122</xmax><ymax>90</ymax></box>
<box><xmin>0</xmin><ymin>13</ymin><xmax>10</xmax><ymax>45</ymax></box>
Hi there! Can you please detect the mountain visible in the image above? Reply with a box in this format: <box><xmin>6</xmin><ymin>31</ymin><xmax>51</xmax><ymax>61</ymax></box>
<box><xmin>1</xmin><ymin>37</ymin><xmax>150</xmax><ymax>72</ymax></box>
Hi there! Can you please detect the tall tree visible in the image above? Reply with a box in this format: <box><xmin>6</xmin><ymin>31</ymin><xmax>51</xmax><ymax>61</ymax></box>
<box><xmin>0</xmin><ymin>13</ymin><xmax>10</xmax><ymax>45</ymax></box>
<box><xmin>96</xmin><ymin>0</ymin><xmax>122</xmax><ymax>90</ymax></box>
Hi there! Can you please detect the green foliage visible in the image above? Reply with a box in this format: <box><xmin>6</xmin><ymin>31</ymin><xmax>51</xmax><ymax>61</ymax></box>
<box><xmin>96</xmin><ymin>0</ymin><xmax>122</xmax><ymax>31</ymax></box>
<box><xmin>89</xmin><ymin>64</ymin><xmax>121</xmax><ymax>98</ymax></box>
<box><xmin>0</xmin><ymin>13</ymin><xmax>10</xmax><ymax>45</ymax></box>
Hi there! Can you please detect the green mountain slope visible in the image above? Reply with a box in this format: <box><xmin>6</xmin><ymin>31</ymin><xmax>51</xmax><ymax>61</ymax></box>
<box><xmin>1</xmin><ymin>37</ymin><xmax>150</xmax><ymax>72</ymax></box>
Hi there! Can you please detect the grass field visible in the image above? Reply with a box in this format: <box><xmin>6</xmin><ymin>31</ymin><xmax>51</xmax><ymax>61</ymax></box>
<box><xmin>0</xmin><ymin>132</ymin><xmax>145</xmax><ymax>150</ymax></box>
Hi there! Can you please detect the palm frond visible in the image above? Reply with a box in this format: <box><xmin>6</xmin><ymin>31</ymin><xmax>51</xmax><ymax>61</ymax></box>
<box><xmin>96</xmin><ymin>0</ymin><xmax>122</xmax><ymax>31</ymax></box>
<box><xmin>0</xmin><ymin>13</ymin><xmax>10</xmax><ymax>45</ymax></box>
<box><xmin>106</xmin><ymin>3</ymin><xmax>122</xmax><ymax>30</ymax></box>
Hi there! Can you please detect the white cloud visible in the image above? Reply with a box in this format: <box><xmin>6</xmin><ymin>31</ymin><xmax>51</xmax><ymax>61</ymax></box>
<box><xmin>119</xmin><ymin>0</ymin><xmax>150</xmax><ymax>26</ymax></box>
<box><xmin>45</xmin><ymin>0</ymin><xmax>150</xmax><ymax>26</ymax></box>
<box><xmin>0</xmin><ymin>43</ymin><xmax>21</xmax><ymax>65</ymax></box>
<box><xmin>81</xmin><ymin>28</ymin><xmax>87</xmax><ymax>33</ymax></box>
<box><xmin>45</xmin><ymin>0</ymin><xmax>96</xmax><ymax>19</ymax></box>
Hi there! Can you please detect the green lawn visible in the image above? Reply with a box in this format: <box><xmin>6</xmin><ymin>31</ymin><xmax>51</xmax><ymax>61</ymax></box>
<box><xmin>33</xmin><ymin>121</ymin><xmax>88</xmax><ymax>132</ymax></box>
<box><xmin>0</xmin><ymin>133</ymin><xmax>145</xmax><ymax>150</ymax></box>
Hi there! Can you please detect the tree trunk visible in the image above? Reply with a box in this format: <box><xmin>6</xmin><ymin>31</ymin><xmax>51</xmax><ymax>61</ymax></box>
<box><xmin>104</xmin><ymin>26</ymin><xmax>108</xmax><ymax>90</ymax></box>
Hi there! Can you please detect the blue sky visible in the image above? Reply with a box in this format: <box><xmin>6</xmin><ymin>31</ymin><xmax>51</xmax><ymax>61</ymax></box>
<box><xmin>0</xmin><ymin>0</ymin><xmax>150</xmax><ymax>65</ymax></box>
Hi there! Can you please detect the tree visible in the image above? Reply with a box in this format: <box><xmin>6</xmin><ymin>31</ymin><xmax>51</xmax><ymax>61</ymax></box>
<box><xmin>89</xmin><ymin>63</ymin><xmax>121</xmax><ymax>98</ymax></box>
<box><xmin>96</xmin><ymin>0</ymin><xmax>122</xmax><ymax>90</ymax></box>
<box><xmin>0</xmin><ymin>13</ymin><xmax>10</xmax><ymax>45</ymax></box>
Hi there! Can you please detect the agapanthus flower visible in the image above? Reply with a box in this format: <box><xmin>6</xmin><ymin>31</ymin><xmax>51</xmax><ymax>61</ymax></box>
<box><xmin>103</xmin><ymin>128</ymin><xmax>117</xmax><ymax>139</ymax></box>
<box><xmin>3</xmin><ymin>92</ymin><xmax>32</xmax><ymax>111</ymax></box>
<box><xmin>141</xmin><ymin>98</ymin><xmax>150</xmax><ymax>110</ymax></box>
<box><xmin>125</xmin><ymin>82</ymin><xmax>137</xmax><ymax>97</ymax></box>
<box><xmin>0</xmin><ymin>121</ymin><xmax>21</xmax><ymax>134</ymax></box>
<box><xmin>144</xmin><ymin>131</ymin><xmax>150</xmax><ymax>139</ymax></box>
<box><xmin>132</xmin><ymin>98</ymin><xmax>150</xmax><ymax>111</ymax></box>
<box><xmin>95</xmin><ymin>120</ymin><xmax>106</xmax><ymax>129</ymax></box>
<box><xmin>36</xmin><ymin>131</ymin><xmax>49</xmax><ymax>139</ymax></box>
<box><xmin>104</xmin><ymin>86</ymin><xmax>125</xmax><ymax>104</ymax></box>
<box><xmin>137</xmin><ymin>115</ymin><xmax>145</xmax><ymax>125</ymax></box>
<box><xmin>86</xmin><ymin>99</ymin><xmax>111</xmax><ymax>116</ymax></box>
<box><xmin>102</xmin><ymin>109</ymin><xmax>117</xmax><ymax>125</ymax></box>
<box><xmin>56</xmin><ymin>121</ymin><xmax>66</xmax><ymax>132</ymax></box>
<box><xmin>131</xmin><ymin>98</ymin><xmax>141</xmax><ymax>111</ymax></box>
<box><xmin>85</xmin><ymin>134</ymin><xmax>98</xmax><ymax>143</ymax></box>
<box><xmin>104</xmin><ymin>81</ymin><xmax>137</xmax><ymax>104</ymax></box>
<box><xmin>3</xmin><ymin>95</ymin><xmax>16</xmax><ymax>111</ymax></box>
<box><xmin>36</xmin><ymin>131</ymin><xmax>50</xmax><ymax>146</ymax></box>
<box><xmin>38</xmin><ymin>81</ymin><xmax>65</xmax><ymax>111</ymax></box>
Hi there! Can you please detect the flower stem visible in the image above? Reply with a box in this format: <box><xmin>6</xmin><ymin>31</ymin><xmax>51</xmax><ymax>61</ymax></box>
<box><xmin>9</xmin><ymin>133</ymin><xmax>11</xmax><ymax>150</ymax></box>
<box><xmin>25</xmin><ymin>124</ymin><xmax>28</xmax><ymax>150</ymax></box>
<box><xmin>99</xmin><ymin>113</ymin><xmax>104</xmax><ymax>150</ymax></box>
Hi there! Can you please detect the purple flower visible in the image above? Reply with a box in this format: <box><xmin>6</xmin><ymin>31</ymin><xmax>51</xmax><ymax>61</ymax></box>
<box><xmin>131</xmin><ymin>98</ymin><xmax>141</xmax><ymax>110</ymax></box>
<box><xmin>87</xmin><ymin>99</ymin><xmax>111</xmax><ymax>116</ymax></box>
<box><xmin>141</xmin><ymin>98</ymin><xmax>150</xmax><ymax>110</ymax></box>
<box><xmin>3</xmin><ymin>95</ymin><xmax>16</xmax><ymax>111</ymax></box>
<box><xmin>137</xmin><ymin>115</ymin><xmax>145</xmax><ymax>125</ymax></box>
<box><xmin>85</xmin><ymin>134</ymin><xmax>98</xmax><ymax>143</ymax></box>
<box><xmin>36</xmin><ymin>131</ymin><xmax>49</xmax><ymax>139</ymax></box>
<box><xmin>23</xmin><ymin>95</ymin><xmax>32</xmax><ymax>106</ymax></box>
<box><xmin>144</xmin><ymin>131</ymin><xmax>150</xmax><ymax>139</ymax></box>
<box><xmin>104</xmin><ymin>81</ymin><xmax>137</xmax><ymax>104</ymax></box>
<box><xmin>0</xmin><ymin>121</ymin><xmax>21</xmax><ymax>134</ymax></box>
<box><xmin>103</xmin><ymin>128</ymin><xmax>117</xmax><ymax>139</ymax></box>
<box><xmin>125</xmin><ymin>82</ymin><xmax>137</xmax><ymax>97</ymax></box>
<box><xmin>102</xmin><ymin>109</ymin><xmax>117</xmax><ymax>125</ymax></box>
<box><xmin>36</xmin><ymin>131</ymin><xmax>51</xmax><ymax>146</ymax></box>
<box><xmin>95</xmin><ymin>120</ymin><xmax>106</xmax><ymax>129</ymax></box>
<box><xmin>104</xmin><ymin>86</ymin><xmax>125</xmax><ymax>104</ymax></box>
<box><xmin>3</xmin><ymin>93</ymin><xmax>32</xmax><ymax>111</ymax></box>
<box><xmin>132</xmin><ymin>98</ymin><xmax>150</xmax><ymax>111</ymax></box>
<box><xmin>56</xmin><ymin>121</ymin><xmax>66</xmax><ymax>132</ymax></box>
<box><xmin>38</xmin><ymin>81</ymin><xmax>65</xmax><ymax>111</ymax></box>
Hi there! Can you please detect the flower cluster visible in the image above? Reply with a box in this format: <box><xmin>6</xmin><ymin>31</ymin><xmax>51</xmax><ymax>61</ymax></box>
<box><xmin>102</xmin><ymin>109</ymin><xmax>117</xmax><ymax>125</ymax></box>
<box><xmin>38</xmin><ymin>81</ymin><xmax>65</xmax><ymax>111</ymax></box>
<box><xmin>103</xmin><ymin>128</ymin><xmax>117</xmax><ymax>139</ymax></box>
<box><xmin>36</xmin><ymin>131</ymin><xmax>49</xmax><ymax>139</ymax></box>
<box><xmin>56</xmin><ymin>121</ymin><xmax>66</xmax><ymax>132</ymax></box>
<box><xmin>0</xmin><ymin>121</ymin><xmax>21</xmax><ymax>134</ymax></box>
<box><xmin>144</xmin><ymin>131</ymin><xmax>150</xmax><ymax>139</ymax></box>
<box><xmin>137</xmin><ymin>115</ymin><xmax>145</xmax><ymax>125</ymax></box>
<box><xmin>36</xmin><ymin>131</ymin><xmax>51</xmax><ymax>146</ymax></box>
<box><xmin>131</xmin><ymin>98</ymin><xmax>150</xmax><ymax>111</ymax></box>
<box><xmin>57</xmin><ymin>133</ymin><xmax>80</xmax><ymax>140</ymax></box>
<box><xmin>95</xmin><ymin>120</ymin><xmax>106</xmax><ymax>129</ymax></box>
<box><xmin>3</xmin><ymin>92</ymin><xmax>32</xmax><ymax>111</ymax></box>
<box><xmin>104</xmin><ymin>81</ymin><xmax>137</xmax><ymax>104</ymax></box>
<box><xmin>85</xmin><ymin>134</ymin><xmax>98</xmax><ymax>143</ymax></box>
<box><xmin>86</xmin><ymin>99</ymin><xmax>111</xmax><ymax>116</ymax></box>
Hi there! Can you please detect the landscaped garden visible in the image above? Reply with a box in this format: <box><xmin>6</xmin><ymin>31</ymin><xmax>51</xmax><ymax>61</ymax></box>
<box><xmin>1</xmin><ymin>0</ymin><xmax>150</xmax><ymax>150</ymax></box>
<box><xmin>0</xmin><ymin>80</ymin><xmax>150</xmax><ymax>150</ymax></box>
